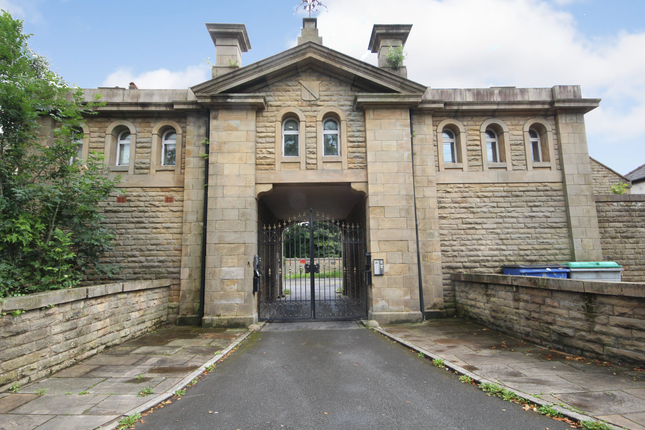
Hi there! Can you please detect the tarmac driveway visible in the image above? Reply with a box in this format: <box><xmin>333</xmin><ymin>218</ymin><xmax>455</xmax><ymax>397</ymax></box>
<box><xmin>135</xmin><ymin>321</ymin><xmax>574</xmax><ymax>430</ymax></box>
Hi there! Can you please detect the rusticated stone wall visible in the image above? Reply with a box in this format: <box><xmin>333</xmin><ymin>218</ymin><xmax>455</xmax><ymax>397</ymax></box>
<box><xmin>596</xmin><ymin>195</ymin><xmax>645</xmax><ymax>283</ymax></box>
<box><xmin>438</xmin><ymin>183</ymin><xmax>573</xmax><ymax>311</ymax></box>
<box><xmin>255</xmin><ymin>70</ymin><xmax>367</xmax><ymax>170</ymax></box>
<box><xmin>0</xmin><ymin>280</ymin><xmax>170</xmax><ymax>391</ymax></box>
<box><xmin>95</xmin><ymin>188</ymin><xmax>183</xmax><ymax>317</ymax></box>
<box><xmin>454</xmin><ymin>273</ymin><xmax>645</xmax><ymax>365</ymax></box>
<box><xmin>591</xmin><ymin>158</ymin><xmax>631</xmax><ymax>195</ymax></box>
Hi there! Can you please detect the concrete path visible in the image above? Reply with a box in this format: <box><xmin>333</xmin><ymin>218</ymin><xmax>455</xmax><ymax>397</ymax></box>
<box><xmin>0</xmin><ymin>326</ymin><xmax>251</xmax><ymax>430</ymax></box>
<box><xmin>133</xmin><ymin>321</ymin><xmax>573</xmax><ymax>430</ymax></box>
<box><xmin>381</xmin><ymin>318</ymin><xmax>645</xmax><ymax>430</ymax></box>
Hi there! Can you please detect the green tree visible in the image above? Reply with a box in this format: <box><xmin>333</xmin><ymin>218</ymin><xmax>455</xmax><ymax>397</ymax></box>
<box><xmin>0</xmin><ymin>11</ymin><xmax>119</xmax><ymax>297</ymax></box>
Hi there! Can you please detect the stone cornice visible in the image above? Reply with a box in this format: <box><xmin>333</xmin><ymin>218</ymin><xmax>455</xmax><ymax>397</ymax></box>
<box><xmin>194</xmin><ymin>94</ymin><xmax>267</xmax><ymax>110</ymax></box>
<box><xmin>354</xmin><ymin>93</ymin><xmax>423</xmax><ymax>110</ymax></box>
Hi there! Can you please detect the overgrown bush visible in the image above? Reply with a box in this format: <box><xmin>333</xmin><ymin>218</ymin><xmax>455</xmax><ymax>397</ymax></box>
<box><xmin>0</xmin><ymin>11</ymin><xmax>119</xmax><ymax>297</ymax></box>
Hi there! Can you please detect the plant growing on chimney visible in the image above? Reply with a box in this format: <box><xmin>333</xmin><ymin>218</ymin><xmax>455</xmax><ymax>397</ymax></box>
<box><xmin>385</xmin><ymin>46</ymin><xmax>407</xmax><ymax>69</ymax></box>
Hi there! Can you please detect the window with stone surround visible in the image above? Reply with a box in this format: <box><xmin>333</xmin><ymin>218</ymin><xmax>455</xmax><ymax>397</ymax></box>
<box><xmin>105</xmin><ymin>120</ymin><xmax>136</xmax><ymax>174</ymax></box>
<box><xmin>282</xmin><ymin>118</ymin><xmax>300</xmax><ymax>157</ymax></box>
<box><xmin>322</xmin><ymin>118</ymin><xmax>340</xmax><ymax>156</ymax></box>
<box><xmin>69</xmin><ymin>125</ymin><xmax>89</xmax><ymax>165</ymax></box>
<box><xmin>152</xmin><ymin>120</ymin><xmax>183</xmax><ymax>174</ymax></box>
<box><xmin>523</xmin><ymin>119</ymin><xmax>554</xmax><ymax>170</ymax></box>
<box><xmin>116</xmin><ymin>130</ymin><xmax>130</xmax><ymax>166</ymax></box>
<box><xmin>161</xmin><ymin>130</ymin><xmax>177</xmax><ymax>166</ymax></box>
<box><xmin>316</xmin><ymin>107</ymin><xmax>347</xmax><ymax>170</ymax></box>
<box><xmin>436</xmin><ymin>119</ymin><xmax>467</xmax><ymax>171</ymax></box>
<box><xmin>480</xmin><ymin>119</ymin><xmax>511</xmax><ymax>171</ymax></box>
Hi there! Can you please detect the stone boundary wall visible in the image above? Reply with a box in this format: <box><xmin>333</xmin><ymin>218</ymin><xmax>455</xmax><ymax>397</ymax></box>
<box><xmin>453</xmin><ymin>273</ymin><xmax>645</xmax><ymax>365</ymax></box>
<box><xmin>596</xmin><ymin>194</ymin><xmax>645</xmax><ymax>283</ymax></box>
<box><xmin>0</xmin><ymin>279</ymin><xmax>171</xmax><ymax>391</ymax></box>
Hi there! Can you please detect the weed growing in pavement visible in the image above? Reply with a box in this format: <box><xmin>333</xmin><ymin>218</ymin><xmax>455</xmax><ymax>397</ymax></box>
<box><xmin>78</xmin><ymin>390</ymin><xmax>89</xmax><ymax>395</ymax></box>
<box><xmin>417</xmin><ymin>351</ymin><xmax>424</xmax><ymax>358</ymax></box>
<box><xmin>205</xmin><ymin>364</ymin><xmax>215</xmax><ymax>371</ymax></box>
<box><xmin>581</xmin><ymin>420</ymin><xmax>618</xmax><ymax>430</ymax></box>
<box><xmin>538</xmin><ymin>404</ymin><xmax>563</xmax><ymax>418</ymax></box>
<box><xmin>117</xmin><ymin>412</ymin><xmax>142</xmax><ymax>429</ymax></box>
<box><xmin>35</xmin><ymin>388</ymin><xmax>48</xmax><ymax>396</ymax></box>
<box><xmin>459</xmin><ymin>375</ymin><xmax>473</xmax><ymax>384</ymax></box>
<box><xmin>432</xmin><ymin>358</ymin><xmax>444</xmax><ymax>367</ymax></box>
<box><xmin>479</xmin><ymin>383</ymin><xmax>519</xmax><ymax>402</ymax></box>
<box><xmin>65</xmin><ymin>392</ymin><xmax>72</xmax><ymax>395</ymax></box>
<box><xmin>9</xmin><ymin>383</ymin><xmax>20</xmax><ymax>393</ymax></box>
<box><xmin>174</xmin><ymin>389</ymin><xmax>186</xmax><ymax>397</ymax></box>
<box><xmin>136</xmin><ymin>374</ymin><xmax>143</xmax><ymax>381</ymax></box>
<box><xmin>137</xmin><ymin>387</ymin><xmax>154</xmax><ymax>397</ymax></box>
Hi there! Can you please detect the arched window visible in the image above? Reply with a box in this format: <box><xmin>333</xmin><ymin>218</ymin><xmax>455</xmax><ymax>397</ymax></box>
<box><xmin>70</xmin><ymin>129</ymin><xmax>84</xmax><ymax>165</ymax></box>
<box><xmin>161</xmin><ymin>130</ymin><xmax>177</xmax><ymax>166</ymax></box>
<box><xmin>282</xmin><ymin>118</ymin><xmax>300</xmax><ymax>157</ymax></box>
<box><xmin>116</xmin><ymin>130</ymin><xmax>131</xmax><ymax>166</ymax></box>
<box><xmin>442</xmin><ymin>129</ymin><xmax>457</xmax><ymax>163</ymax></box>
<box><xmin>485</xmin><ymin>129</ymin><xmax>499</xmax><ymax>163</ymax></box>
<box><xmin>529</xmin><ymin>129</ymin><xmax>542</xmax><ymax>162</ymax></box>
<box><xmin>322</xmin><ymin>118</ymin><xmax>340</xmax><ymax>156</ymax></box>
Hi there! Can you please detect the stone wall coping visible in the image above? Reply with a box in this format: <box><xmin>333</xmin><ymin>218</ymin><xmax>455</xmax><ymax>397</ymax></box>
<box><xmin>0</xmin><ymin>279</ymin><xmax>172</xmax><ymax>313</ymax></box>
<box><xmin>596</xmin><ymin>194</ymin><xmax>645</xmax><ymax>202</ymax></box>
<box><xmin>451</xmin><ymin>273</ymin><xmax>645</xmax><ymax>298</ymax></box>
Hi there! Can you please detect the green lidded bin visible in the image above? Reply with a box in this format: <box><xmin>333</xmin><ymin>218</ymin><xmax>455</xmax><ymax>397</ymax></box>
<box><xmin>562</xmin><ymin>262</ymin><xmax>623</xmax><ymax>281</ymax></box>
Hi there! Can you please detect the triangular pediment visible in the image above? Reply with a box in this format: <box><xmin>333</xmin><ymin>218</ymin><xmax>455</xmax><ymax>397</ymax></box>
<box><xmin>191</xmin><ymin>42</ymin><xmax>427</xmax><ymax>97</ymax></box>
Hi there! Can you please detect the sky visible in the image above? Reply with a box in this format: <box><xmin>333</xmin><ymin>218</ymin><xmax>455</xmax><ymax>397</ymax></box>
<box><xmin>3</xmin><ymin>0</ymin><xmax>644</xmax><ymax>176</ymax></box>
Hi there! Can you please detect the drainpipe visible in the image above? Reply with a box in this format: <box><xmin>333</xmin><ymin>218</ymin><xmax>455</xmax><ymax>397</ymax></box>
<box><xmin>409</xmin><ymin>110</ymin><xmax>426</xmax><ymax>321</ymax></box>
<box><xmin>198</xmin><ymin>112</ymin><xmax>211</xmax><ymax>326</ymax></box>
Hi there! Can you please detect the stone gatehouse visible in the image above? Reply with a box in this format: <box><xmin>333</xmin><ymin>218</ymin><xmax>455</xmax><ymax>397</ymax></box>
<box><xmin>60</xmin><ymin>19</ymin><xmax>632</xmax><ymax>327</ymax></box>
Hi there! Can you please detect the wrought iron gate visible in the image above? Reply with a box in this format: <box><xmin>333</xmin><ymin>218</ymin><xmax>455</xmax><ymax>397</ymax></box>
<box><xmin>258</xmin><ymin>209</ymin><xmax>367</xmax><ymax>321</ymax></box>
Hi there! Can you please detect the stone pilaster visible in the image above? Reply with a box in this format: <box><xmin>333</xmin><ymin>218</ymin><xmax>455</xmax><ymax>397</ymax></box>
<box><xmin>411</xmin><ymin>112</ymin><xmax>444</xmax><ymax>316</ymax></box>
<box><xmin>178</xmin><ymin>113</ymin><xmax>208</xmax><ymax>324</ymax></box>
<box><xmin>365</xmin><ymin>108</ymin><xmax>422</xmax><ymax>324</ymax></box>
<box><xmin>555</xmin><ymin>111</ymin><xmax>603</xmax><ymax>261</ymax></box>
<box><xmin>203</xmin><ymin>108</ymin><xmax>257</xmax><ymax>327</ymax></box>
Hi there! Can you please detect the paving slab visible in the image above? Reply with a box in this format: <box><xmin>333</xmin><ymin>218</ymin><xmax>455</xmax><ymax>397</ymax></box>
<box><xmin>11</xmin><ymin>394</ymin><xmax>108</xmax><ymax>415</ymax></box>
<box><xmin>83</xmin><ymin>365</ymin><xmax>153</xmax><ymax>378</ymax></box>
<box><xmin>88</xmin><ymin>377</ymin><xmax>166</xmax><ymax>395</ymax></box>
<box><xmin>136</xmin><ymin>355</ymin><xmax>195</xmax><ymax>367</ymax></box>
<box><xmin>83</xmin><ymin>354</ymin><xmax>145</xmax><ymax>366</ymax></box>
<box><xmin>0</xmin><ymin>325</ymin><xmax>250</xmax><ymax>430</ymax></box>
<box><xmin>129</xmin><ymin>346</ymin><xmax>182</xmax><ymax>356</ymax></box>
<box><xmin>0</xmin><ymin>394</ymin><xmax>40</xmax><ymax>413</ymax></box>
<box><xmin>557</xmin><ymin>391</ymin><xmax>645</xmax><ymax>416</ymax></box>
<box><xmin>85</xmin><ymin>395</ymin><xmax>150</xmax><ymax>415</ymax></box>
<box><xmin>50</xmin><ymin>365</ymin><xmax>99</xmax><ymax>378</ymax></box>
<box><xmin>20</xmin><ymin>378</ymin><xmax>106</xmax><ymax>395</ymax></box>
<box><xmin>34</xmin><ymin>414</ymin><xmax>118</xmax><ymax>430</ymax></box>
<box><xmin>0</xmin><ymin>414</ymin><xmax>54</xmax><ymax>430</ymax></box>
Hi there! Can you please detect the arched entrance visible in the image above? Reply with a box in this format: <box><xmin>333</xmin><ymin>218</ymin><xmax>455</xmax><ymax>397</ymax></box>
<box><xmin>257</xmin><ymin>184</ymin><xmax>368</xmax><ymax>321</ymax></box>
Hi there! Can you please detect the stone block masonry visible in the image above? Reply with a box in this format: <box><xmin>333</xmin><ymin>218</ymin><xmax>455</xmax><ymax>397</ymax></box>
<box><xmin>596</xmin><ymin>194</ymin><xmax>645</xmax><ymax>283</ymax></box>
<box><xmin>454</xmin><ymin>273</ymin><xmax>645</xmax><ymax>366</ymax></box>
<box><xmin>95</xmin><ymin>187</ymin><xmax>183</xmax><ymax>319</ymax></box>
<box><xmin>438</xmin><ymin>182</ymin><xmax>572</xmax><ymax>313</ymax></box>
<box><xmin>0</xmin><ymin>279</ymin><xmax>170</xmax><ymax>390</ymax></box>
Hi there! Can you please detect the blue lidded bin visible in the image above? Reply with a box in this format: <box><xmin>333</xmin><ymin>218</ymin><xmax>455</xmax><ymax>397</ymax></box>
<box><xmin>502</xmin><ymin>265</ymin><xmax>570</xmax><ymax>279</ymax></box>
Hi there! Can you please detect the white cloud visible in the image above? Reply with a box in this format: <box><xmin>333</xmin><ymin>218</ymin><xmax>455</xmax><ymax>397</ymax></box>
<box><xmin>102</xmin><ymin>65</ymin><xmax>210</xmax><ymax>90</ymax></box>
<box><xmin>0</xmin><ymin>0</ymin><xmax>24</xmax><ymax>16</ymax></box>
<box><xmin>315</xmin><ymin>0</ymin><xmax>645</xmax><ymax>174</ymax></box>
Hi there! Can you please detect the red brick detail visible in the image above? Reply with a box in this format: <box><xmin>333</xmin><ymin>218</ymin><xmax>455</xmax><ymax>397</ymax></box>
<box><xmin>116</xmin><ymin>197</ymin><xmax>127</xmax><ymax>203</ymax></box>
<box><xmin>165</xmin><ymin>196</ymin><xmax>174</xmax><ymax>203</ymax></box>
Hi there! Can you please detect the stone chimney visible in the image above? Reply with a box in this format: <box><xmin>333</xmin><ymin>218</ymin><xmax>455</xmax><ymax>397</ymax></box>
<box><xmin>206</xmin><ymin>23</ymin><xmax>251</xmax><ymax>77</ymax></box>
<box><xmin>298</xmin><ymin>18</ymin><xmax>323</xmax><ymax>45</ymax></box>
<box><xmin>367</xmin><ymin>24</ymin><xmax>412</xmax><ymax>78</ymax></box>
